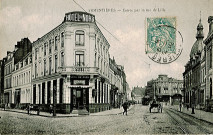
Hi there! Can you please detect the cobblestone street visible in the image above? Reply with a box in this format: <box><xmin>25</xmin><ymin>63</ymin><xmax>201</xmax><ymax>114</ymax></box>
<box><xmin>2</xmin><ymin>105</ymin><xmax>212</xmax><ymax>134</ymax></box>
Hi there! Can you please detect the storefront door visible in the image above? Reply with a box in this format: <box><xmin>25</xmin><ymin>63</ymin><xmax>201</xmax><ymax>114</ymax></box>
<box><xmin>71</xmin><ymin>88</ymin><xmax>89</xmax><ymax>111</ymax></box>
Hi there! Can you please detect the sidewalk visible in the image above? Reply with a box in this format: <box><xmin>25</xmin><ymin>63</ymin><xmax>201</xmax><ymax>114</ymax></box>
<box><xmin>167</xmin><ymin>105</ymin><xmax>213</xmax><ymax>124</ymax></box>
<box><xmin>0</xmin><ymin>105</ymin><xmax>134</xmax><ymax>117</ymax></box>
<box><xmin>90</xmin><ymin>104</ymin><xmax>134</xmax><ymax>116</ymax></box>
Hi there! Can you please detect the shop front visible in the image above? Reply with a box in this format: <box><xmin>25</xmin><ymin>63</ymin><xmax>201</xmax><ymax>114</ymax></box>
<box><xmin>70</xmin><ymin>75</ymin><xmax>90</xmax><ymax>113</ymax></box>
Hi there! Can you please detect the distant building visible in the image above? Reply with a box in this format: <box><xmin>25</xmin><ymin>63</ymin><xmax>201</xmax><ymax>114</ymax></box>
<box><xmin>109</xmin><ymin>57</ymin><xmax>127</xmax><ymax>108</ymax></box>
<box><xmin>145</xmin><ymin>75</ymin><xmax>183</xmax><ymax>105</ymax></box>
<box><xmin>131</xmin><ymin>86</ymin><xmax>145</xmax><ymax>104</ymax></box>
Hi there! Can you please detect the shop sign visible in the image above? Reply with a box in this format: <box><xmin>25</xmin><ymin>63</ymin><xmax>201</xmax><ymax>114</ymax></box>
<box><xmin>65</xmin><ymin>12</ymin><xmax>95</xmax><ymax>23</ymax></box>
<box><xmin>73</xmin><ymin>80</ymin><xmax>86</xmax><ymax>85</ymax></box>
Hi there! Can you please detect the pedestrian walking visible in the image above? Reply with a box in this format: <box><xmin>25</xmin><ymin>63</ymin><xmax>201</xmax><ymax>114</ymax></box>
<box><xmin>179</xmin><ymin>102</ymin><xmax>182</xmax><ymax>112</ymax></box>
<box><xmin>122</xmin><ymin>102</ymin><xmax>128</xmax><ymax>115</ymax></box>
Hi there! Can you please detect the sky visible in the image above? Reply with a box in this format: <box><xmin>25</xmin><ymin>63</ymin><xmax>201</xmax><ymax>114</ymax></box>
<box><xmin>0</xmin><ymin>0</ymin><xmax>213</xmax><ymax>89</ymax></box>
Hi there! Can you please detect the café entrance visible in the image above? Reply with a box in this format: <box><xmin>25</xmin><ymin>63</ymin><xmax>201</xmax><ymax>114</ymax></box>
<box><xmin>71</xmin><ymin>88</ymin><xmax>89</xmax><ymax>112</ymax></box>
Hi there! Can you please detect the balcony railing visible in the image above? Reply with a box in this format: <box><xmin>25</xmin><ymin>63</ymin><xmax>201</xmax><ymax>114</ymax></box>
<box><xmin>58</xmin><ymin>66</ymin><xmax>99</xmax><ymax>75</ymax></box>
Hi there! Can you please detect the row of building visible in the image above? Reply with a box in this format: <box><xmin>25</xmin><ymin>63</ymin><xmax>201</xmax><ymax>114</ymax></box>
<box><xmin>183</xmin><ymin>16</ymin><xmax>213</xmax><ymax>112</ymax></box>
<box><xmin>0</xmin><ymin>11</ymin><xmax>129</xmax><ymax>114</ymax></box>
<box><xmin>144</xmin><ymin>75</ymin><xmax>183</xmax><ymax>105</ymax></box>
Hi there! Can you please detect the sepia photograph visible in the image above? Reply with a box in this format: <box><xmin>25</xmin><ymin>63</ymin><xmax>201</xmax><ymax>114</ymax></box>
<box><xmin>0</xmin><ymin>0</ymin><xmax>213</xmax><ymax>134</ymax></box>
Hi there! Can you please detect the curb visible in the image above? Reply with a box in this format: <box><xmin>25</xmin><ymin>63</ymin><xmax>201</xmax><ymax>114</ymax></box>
<box><xmin>168</xmin><ymin>108</ymin><xmax>213</xmax><ymax>125</ymax></box>
<box><xmin>1</xmin><ymin>105</ymin><xmax>135</xmax><ymax>117</ymax></box>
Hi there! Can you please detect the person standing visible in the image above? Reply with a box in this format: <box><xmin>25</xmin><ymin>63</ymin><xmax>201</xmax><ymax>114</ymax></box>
<box><xmin>122</xmin><ymin>102</ymin><xmax>128</xmax><ymax>115</ymax></box>
<box><xmin>179</xmin><ymin>102</ymin><xmax>182</xmax><ymax>112</ymax></box>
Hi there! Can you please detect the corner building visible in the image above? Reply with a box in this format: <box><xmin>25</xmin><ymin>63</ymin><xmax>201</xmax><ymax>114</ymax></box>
<box><xmin>32</xmin><ymin>12</ymin><xmax>111</xmax><ymax>114</ymax></box>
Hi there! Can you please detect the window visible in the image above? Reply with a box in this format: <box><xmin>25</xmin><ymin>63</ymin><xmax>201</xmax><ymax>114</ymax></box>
<box><xmin>26</xmin><ymin>72</ymin><xmax>28</xmax><ymax>83</ymax></box>
<box><xmin>164</xmin><ymin>87</ymin><xmax>168</xmax><ymax>93</ymax></box>
<box><xmin>35</xmin><ymin>64</ymin><xmax>37</xmax><ymax>78</ymax></box>
<box><xmin>35</xmin><ymin>48</ymin><xmax>38</xmax><ymax>60</ymax></box>
<box><xmin>100</xmin><ymin>44</ymin><xmax>102</xmax><ymax>55</ymax></box>
<box><xmin>24</xmin><ymin>73</ymin><xmax>25</xmax><ymax>84</ymax></box>
<box><xmin>75</xmin><ymin>30</ymin><xmax>85</xmax><ymax>46</ymax></box>
<box><xmin>210</xmin><ymin>48</ymin><xmax>212</xmax><ymax>68</ymax></box>
<box><xmin>94</xmin><ymin>53</ymin><xmax>97</xmax><ymax>67</ymax></box>
<box><xmin>55</xmin><ymin>55</ymin><xmax>58</xmax><ymax>73</ymax></box>
<box><xmin>49</xmin><ymin>58</ymin><xmax>52</xmax><ymax>75</ymax></box>
<box><xmin>49</xmin><ymin>40</ymin><xmax>52</xmax><ymax>54</ymax></box>
<box><xmin>29</xmin><ymin>57</ymin><xmax>32</xmax><ymax>63</ymax></box>
<box><xmin>61</xmin><ymin>52</ymin><xmax>64</xmax><ymax>67</ymax></box>
<box><xmin>75</xmin><ymin>51</ymin><xmax>84</xmax><ymax>66</ymax></box>
<box><xmin>29</xmin><ymin>71</ymin><xmax>30</xmax><ymax>83</ymax></box>
<box><xmin>25</xmin><ymin>58</ymin><xmax>28</xmax><ymax>66</ymax></box>
<box><xmin>44</xmin><ymin>43</ymin><xmax>47</xmax><ymax>56</ymax></box>
<box><xmin>44</xmin><ymin>60</ymin><xmax>46</xmax><ymax>76</ymax></box>
<box><xmin>61</xmin><ymin>32</ymin><xmax>64</xmax><ymax>47</ymax></box>
<box><xmin>55</xmin><ymin>36</ymin><xmax>58</xmax><ymax>50</ymax></box>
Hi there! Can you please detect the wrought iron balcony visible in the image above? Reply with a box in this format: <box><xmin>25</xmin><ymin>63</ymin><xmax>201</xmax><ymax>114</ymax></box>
<box><xmin>58</xmin><ymin>66</ymin><xmax>99</xmax><ymax>75</ymax></box>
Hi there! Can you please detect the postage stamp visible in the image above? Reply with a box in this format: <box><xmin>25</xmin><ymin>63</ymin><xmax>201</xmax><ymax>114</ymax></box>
<box><xmin>146</xmin><ymin>17</ymin><xmax>183</xmax><ymax>64</ymax></box>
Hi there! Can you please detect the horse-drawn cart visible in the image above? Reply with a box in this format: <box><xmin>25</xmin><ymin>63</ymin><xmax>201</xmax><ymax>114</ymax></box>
<box><xmin>149</xmin><ymin>100</ymin><xmax>162</xmax><ymax>113</ymax></box>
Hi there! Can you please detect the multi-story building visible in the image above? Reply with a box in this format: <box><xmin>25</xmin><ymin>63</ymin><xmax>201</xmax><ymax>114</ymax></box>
<box><xmin>204</xmin><ymin>16</ymin><xmax>213</xmax><ymax>112</ymax></box>
<box><xmin>4</xmin><ymin>51</ymin><xmax>14</xmax><ymax>107</ymax></box>
<box><xmin>109</xmin><ymin>57</ymin><xmax>127</xmax><ymax>108</ymax></box>
<box><xmin>0</xmin><ymin>58</ymin><xmax>6</xmax><ymax>104</ymax></box>
<box><xmin>3</xmin><ymin>38</ymin><xmax>32</xmax><ymax>108</ymax></box>
<box><xmin>0</xmin><ymin>11</ymin><xmax>128</xmax><ymax>114</ymax></box>
<box><xmin>183</xmin><ymin>18</ymin><xmax>207</xmax><ymax>110</ymax></box>
<box><xmin>145</xmin><ymin>75</ymin><xmax>183</xmax><ymax>105</ymax></box>
<box><xmin>145</xmin><ymin>79</ymin><xmax>155</xmax><ymax>100</ymax></box>
<box><xmin>11</xmin><ymin>38</ymin><xmax>32</xmax><ymax>109</ymax></box>
<box><xmin>31</xmin><ymin>11</ymin><xmax>114</xmax><ymax>114</ymax></box>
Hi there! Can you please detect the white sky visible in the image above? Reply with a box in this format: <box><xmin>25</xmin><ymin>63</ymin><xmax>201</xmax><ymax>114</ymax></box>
<box><xmin>0</xmin><ymin>0</ymin><xmax>213</xmax><ymax>89</ymax></box>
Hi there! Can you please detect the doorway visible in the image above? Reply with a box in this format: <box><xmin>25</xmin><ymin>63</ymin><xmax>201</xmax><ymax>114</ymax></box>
<box><xmin>71</xmin><ymin>88</ymin><xmax>89</xmax><ymax>111</ymax></box>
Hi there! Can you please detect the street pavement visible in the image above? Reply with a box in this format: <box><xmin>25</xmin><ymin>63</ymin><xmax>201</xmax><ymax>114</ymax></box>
<box><xmin>0</xmin><ymin>104</ymin><xmax>185</xmax><ymax>134</ymax></box>
<box><xmin>0</xmin><ymin>104</ymin><xmax>213</xmax><ymax>134</ymax></box>
<box><xmin>167</xmin><ymin>105</ymin><xmax>213</xmax><ymax>124</ymax></box>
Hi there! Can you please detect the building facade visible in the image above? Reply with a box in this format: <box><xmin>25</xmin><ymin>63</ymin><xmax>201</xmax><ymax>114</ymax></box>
<box><xmin>4</xmin><ymin>51</ymin><xmax>14</xmax><ymax>106</ymax></box>
<box><xmin>0</xmin><ymin>58</ymin><xmax>6</xmax><ymax>104</ymax></box>
<box><xmin>183</xmin><ymin>19</ymin><xmax>205</xmax><ymax>109</ymax></box>
<box><xmin>30</xmin><ymin>11</ymin><xmax>126</xmax><ymax>114</ymax></box>
<box><xmin>12</xmin><ymin>52</ymin><xmax>32</xmax><ymax>109</ymax></box>
<box><xmin>204</xmin><ymin>16</ymin><xmax>213</xmax><ymax>112</ymax></box>
<box><xmin>109</xmin><ymin>58</ymin><xmax>126</xmax><ymax>108</ymax></box>
<box><xmin>145</xmin><ymin>75</ymin><xmax>183</xmax><ymax>105</ymax></box>
<box><xmin>3</xmin><ymin>38</ymin><xmax>32</xmax><ymax>108</ymax></box>
<box><xmin>0</xmin><ymin>11</ymin><xmax>128</xmax><ymax>114</ymax></box>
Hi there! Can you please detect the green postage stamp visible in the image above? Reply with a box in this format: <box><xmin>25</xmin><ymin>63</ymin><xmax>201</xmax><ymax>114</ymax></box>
<box><xmin>146</xmin><ymin>17</ymin><xmax>183</xmax><ymax>64</ymax></box>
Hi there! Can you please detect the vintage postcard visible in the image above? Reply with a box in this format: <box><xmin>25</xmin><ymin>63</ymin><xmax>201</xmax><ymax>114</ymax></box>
<box><xmin>0</xmin><ymin>0</ymin><xmax>213</xmax><ymax>134</ymax></box>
